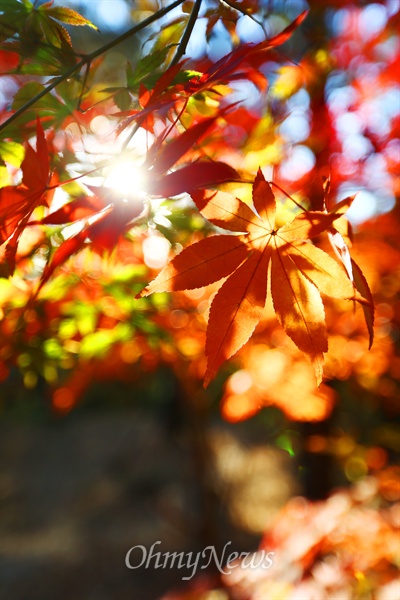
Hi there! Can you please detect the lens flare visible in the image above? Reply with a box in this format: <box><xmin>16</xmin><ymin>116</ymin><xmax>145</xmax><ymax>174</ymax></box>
<box><xmin>104</xmin><ymin>160</ymin><xmax>148</xmax><ymax>200</ymax></box>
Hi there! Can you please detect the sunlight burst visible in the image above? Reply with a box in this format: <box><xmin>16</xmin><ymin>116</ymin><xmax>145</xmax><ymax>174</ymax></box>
<box><xmin>104</xmin><ymin>160</ymin><xmax>148</xmax><ymax>200</ymax></box>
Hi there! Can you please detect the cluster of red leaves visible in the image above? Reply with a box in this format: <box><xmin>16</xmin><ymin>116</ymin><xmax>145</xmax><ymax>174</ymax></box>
<box><xmin>0</xmin><ymin>11</ymin><xmax>306</xmax><ymax>289</ymax></box>
<box><xmin>0</xmin><ymin>4</ymin><xmax>387</xmax><ymax>397</ymax></box>
<box><xmin>0</xmin><ymin>11</ymin><xmax>321</xmax><ymax>392</ymax></box>
<box><xmin>0</xmin><ymin>118</ymin><xmax>55</xmax><ymax>275</ymax></box>
<box><xmin>118</xmin><ymin>11</ymin><xmax>307</xmax><ymax>134</ymax></box>
<box><xmin>1</xmin><ymin>204</ymin><xmax>394</xmax><ymax>420</ymax></box>
<box><xmin>0</xmin><ymin>116</ymin><xmax>237</xmax><ymax>287</ymax></box>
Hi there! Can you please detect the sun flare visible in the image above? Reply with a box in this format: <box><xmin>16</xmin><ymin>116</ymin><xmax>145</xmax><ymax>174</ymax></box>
<box><xmin>104</xmin><ymin>160</ymin><xmax>148</xmax><ymax>200</ymax></box>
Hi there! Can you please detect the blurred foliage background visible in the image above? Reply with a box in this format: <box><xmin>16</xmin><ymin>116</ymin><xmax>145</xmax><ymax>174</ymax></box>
<box><xmin>0</xmin><ymin>0</ymin><xmax>399</xmax><ymax>598</ymax></box>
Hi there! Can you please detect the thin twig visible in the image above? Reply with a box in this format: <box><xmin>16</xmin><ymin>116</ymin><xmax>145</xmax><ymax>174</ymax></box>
<box><xmin>220</xmin><ymin>0</ymin><xmax>268</xmax><ymax>36</ymax></box>
<box><xmin>121</xmin><ymin>121</ymin><xmax>139</xmax><ymax>151</ymax></box>
<box><xmin>76</xmin><ymin>59</ymin><xmax>91</xmax><ymax>111</ymax></box>
<box><xmin>170</xmin><ymin>0</ymin><xmax>203</xmax><ymax>67</ymax></box>
<box><xmin>270</xmin><ymin>181</ymin><xmax>308</xmax><ymax>211</ymax></box>
<box><xmin>0</xmin><ymin>0</ymin><xmax>185</xmax><ymax>133</ymax></box>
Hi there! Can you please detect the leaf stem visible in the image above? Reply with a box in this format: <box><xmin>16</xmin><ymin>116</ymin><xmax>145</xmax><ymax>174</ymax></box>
<box><xmin>0</xmin><ymin>0</ymin><xmax>185</xmax><ymax>133</ymax></box>
<box><xmin>170</xmin><ymin>0</ymin><xmax>203</xmax><ymax>66</ymax></box>
<box><xmin>220</xmin><ymin>0</ymin><xmax>268</xmax><ymax>36</ymax></box>
<box><xmin>270</xmin><ymin>181</ymin><xmax>308</xmax><ymax>211</ymax></box>
<box><xmin>76</xmin><ymin>60</ymin><xmax>91</xmax><ymax>111</ymax></box>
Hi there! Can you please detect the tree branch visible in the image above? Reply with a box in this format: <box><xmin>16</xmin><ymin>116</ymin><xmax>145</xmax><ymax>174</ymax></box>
<box><xmin>270</xmin><ymin>181</ymin><xmax>308</xmax><ymax>212</ymax></box>
<box><xmin>0</xmin><ymin>0</ymin><xmax>185</xmax><ymax>133</ymax></box>
<box><xmin>170</xmin><ymin>0</ymin><xmax>203</xmax><ymax>67</ymax></box>
<box><xmin>219</xmin><ymin>0</ymin><xmax>267</xmax><ymax>36</ymax></box>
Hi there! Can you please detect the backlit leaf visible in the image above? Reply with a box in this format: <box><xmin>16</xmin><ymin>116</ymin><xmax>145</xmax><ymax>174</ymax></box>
<box><xmin>21</xmin><ymin>116</ymin><xmax>49</xmax><ymax>190</ymax></box>
<box><xmin>11</xmin><ymin>82</ymin><xmax>64</xmax><ymax>112</ymax></box>
<box><xmin>271</xmin><ymin>250</ymin><xmax>327</xmax><ymax>385</ymax></box>
<box><xmin>205</xmin><ymin>246</ymin><xmax>271</xmax><ymax>386</ymax></box>
<box><xmin>254</xmin><ymin>11</ymin><xmax>308</xmax><ymax>53</ymax></box>
<box><xmin>252</xmin><ymin>168</ymin><xmax>275</xmax><ymax>229</ymax></box>
<box><xmin>45</xmin><ymin>6</ymin><xmax>99</xmax><ymax>31</ymax></box>
<box><xmin>152</xmin><ymin>117</ymin><xmax>218</xmax><ymax>174</ymax></box>
<box><xmin>143</xmin><ymin>169</ymin><xmax>364</xmax><ymax>385</ymax></box>
<box><xmin>0</xmin><ymin>118</ymin><xmax>54</xmax><ymax>274</ymax></box>
<box><xmin>0</xmin><ymin>141</ymin><xmax>25</xmax><ymax>167</ymax></box>
<box><xmin>277</xmin><ymin>211</ymin><xmax>342</xmax><ymax>243</ymax></box>
<box><xmin>148</xmin><ymin>161</ymin><xmax>238</xmax><ymax>197</ymax></box>
<box><xmin>191</xmin><ymin>189</ymin><xmax>261</xmax><ymax>232</ymax></box>
<box><xmin>128</xmin><ymin>45</ymin><xmax>174</xmax><ymax>88</ymax></box>
<box><xmin>39</xmin><ymin>226</ymin><xmax>89</xmax><ymax>291</ymax></box>
<box><xmin>140</xmin><ymin>235</ymin><xmax>248</xmax><ymax>294</ymax></box>
<box><xmin>288</xmin><ymin>243</ymin><xmax>354</xmax><ymax>299</ymax></box>
<box><xmin>351</xmin><ymin>258</ymin><xmax>375</xmax><ymax>349</ymax></box>
<box><xmin>30</xmin><ymin>196</ymin><xmax>107</xmax><ymax>225</ymax></box>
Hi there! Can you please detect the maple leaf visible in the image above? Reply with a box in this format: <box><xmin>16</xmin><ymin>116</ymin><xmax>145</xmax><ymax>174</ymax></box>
<box><xmin>118</xmin><ymin>11</ymin><xmax>308</xmax><ymax>133</ymax></box>
<box><xmin>0</xmin><ymin>117</ymin><xmax>54</xmax><ymax>275</ymax></box>
<box><xmin>34</xmin><ymin>188</ymin><xmax>145</xmax><ymax>295</ymax></box>
<box><xmin>323</xmin><ymin>182</ymin><xmax>375</xmax><ymax>349</ymax></box>
<box><xmin>31</xmin><ymin>117</ymin><xmax>238</xmax><ymax>292</ymax></box>
<box><xmin>139</xmin><ymin>169</ymin><xmax>356</xmax><ymax>386</ymax></box>
<box><xmin>145</xmin><ymin>114</ymin><xmax>239</xmax><ymax>196</ymax></box>
<box><xmin>191</xmin><ymin>10</ymin><xmax>308</xmax><ymax>92</ymax></box>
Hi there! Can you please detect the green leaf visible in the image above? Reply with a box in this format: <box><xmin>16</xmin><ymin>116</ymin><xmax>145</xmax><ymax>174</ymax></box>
<box><xmin>0</xmin><ymin>0</ymin><xmax>31</xmax><ymax>43</ymax></box>
<box><xmin>0</xmin><ymin>166</ymin><xmax>11</xmax><ymax>188</ymax></box>
<box><xmin>125</xmin><ymin>61</ymin><xmax>136</xmax><ymax>88</ymax></box>
<box><xmin>0</xmin><ymin>0</ymin><xmax>30</xmax><ymax>10</ymax></box>
<box><xmin>11</xmin><ymin>81</ymin><xmax>64</xmax><ymax>112</ymax></box>
<box><xmin>0</xmin><ymin>141</ymin><xmax>25</xmax><ymax>167</ymax></box>
<box><xmin>114</xmin><ymin>89</ymin><xmax>132</xmax><ymax>111</ymax></box>
<box><xmin>129</xmin><ymin>45</ymin><xmax>174</xmax><ymax>87</ymax></box>
<box><xmin>45</xmin><ymin>6</ymin><xmax>99</xmax><ymax>31</ymax></box>
<box><xmin>56</xmin><ymin>78</ymin><xmax>82</xmax><ymax>110</ymax></box>
<box><xmin>6</xmin><ymin>38</ymin><xmax>77</xmax><ymax>74</ymax></box>
<box><xmin>151</xmin><ymin>20</ymin><xmax>186</xmax><ymax>52</ymax></box>
<box><xmin>36</xmin><ymin>11</ymin><xmax>72</xmax><ymax>48</ymax></box>
<box><xmin>172</xmin><ymin>69</ymin><xmax>202</xmax><ymax>85</ymax></box>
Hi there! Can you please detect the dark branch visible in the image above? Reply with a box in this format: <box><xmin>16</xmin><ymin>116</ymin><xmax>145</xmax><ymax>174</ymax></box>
<box><xmin>170</xmin><ymin>0</ymin><xmax>203</xmax><ymax>67</ymax></box>
<box><xmin>0</xmin><ymin>0</ymin><xmax>185</xmax><ymax>133</ymax></box>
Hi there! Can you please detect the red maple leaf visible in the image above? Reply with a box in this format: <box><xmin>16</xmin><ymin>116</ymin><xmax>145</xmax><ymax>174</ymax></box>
<box><xmin>139</xmin><ymin>169</ymin><xmax>365</xmax><ymax>387</ymax></box>
<box><xmin>34</xmin><ymin>116</ymin><xmax>238</xmax><ymax>292</ymax></box>
<box><xmin>0</xmin><ymin>118</ymin><xmax>55</xmax><ymax>274</ymax></box>
<box><xmin>118</xmin><ymin>11</ymin><xmax>308</xmax><ymax>133</ymax></box>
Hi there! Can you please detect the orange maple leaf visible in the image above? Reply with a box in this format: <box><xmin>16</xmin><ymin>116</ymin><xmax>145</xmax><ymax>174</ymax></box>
<box><xmin>323</xmin><ymin>179</ymin><xmax>375</xmax><ymax>349</ymax></box>
<box><xmin>139</xmin><ymin>169</ymin><xmax>357</xmax><ymax>386</ymax></box>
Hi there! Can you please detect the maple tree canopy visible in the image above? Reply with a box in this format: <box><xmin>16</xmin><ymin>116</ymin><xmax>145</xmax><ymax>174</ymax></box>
<box><xmin>2</xmin><ymin>0</ymin><xmax>393</xmax><ymax>400</ymax></box>
<box><xmin>1</xmin><ymin>3</ymin><xmax>399</xmax><ymax>596</ymax></box>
